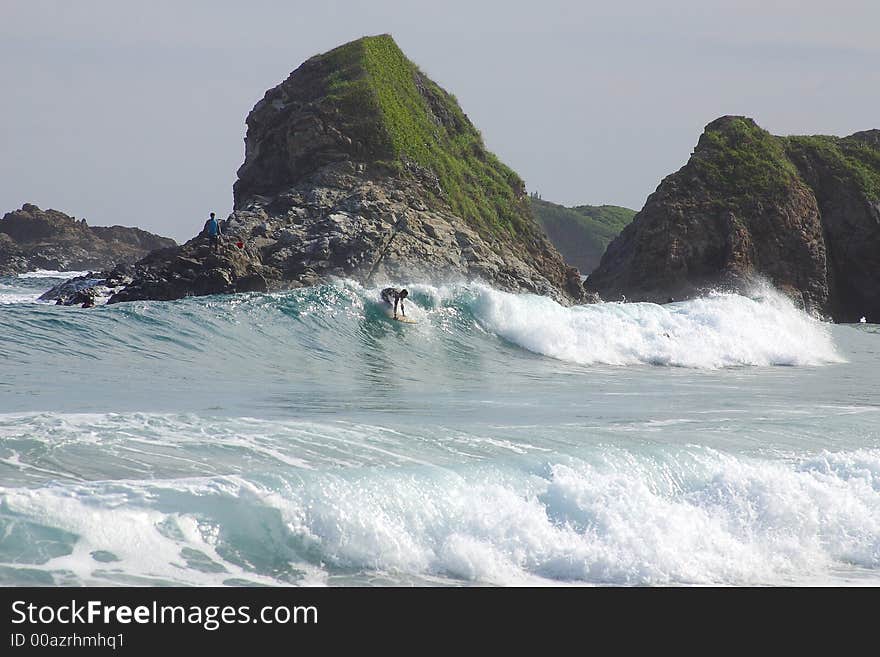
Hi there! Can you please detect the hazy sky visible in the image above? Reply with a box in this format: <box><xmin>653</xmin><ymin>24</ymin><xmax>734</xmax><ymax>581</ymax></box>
<box><xmin>1</xmin><ymin>1</ymin><xmax>877</xmax><ymax>242</ymax></box>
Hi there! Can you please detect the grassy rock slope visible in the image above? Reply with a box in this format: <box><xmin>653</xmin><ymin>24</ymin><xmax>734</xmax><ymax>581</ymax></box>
<box><xmin>530</xmin><ymin>197</ymin><xmax>635</xmax><ymax>274</ymax></box>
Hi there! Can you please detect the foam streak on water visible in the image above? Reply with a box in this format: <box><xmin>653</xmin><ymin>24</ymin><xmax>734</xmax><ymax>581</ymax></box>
<box><xmin>17</xmin><ymin>270</ymin><xmax>91</xmax><ymax>279</ymax></box>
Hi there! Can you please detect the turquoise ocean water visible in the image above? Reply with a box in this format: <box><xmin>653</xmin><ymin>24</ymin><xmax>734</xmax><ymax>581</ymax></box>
<box><xmin>1</xmin><ymin>272</ymin><xmax>878</xmax><ymax>586</ymax></box>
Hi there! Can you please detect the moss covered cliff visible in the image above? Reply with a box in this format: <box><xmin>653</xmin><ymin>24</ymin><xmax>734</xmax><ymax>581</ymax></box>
<box><xmin>235</xmin><ymin>34</ymin><xmax>536</xmax><ymax>242</ymax></box>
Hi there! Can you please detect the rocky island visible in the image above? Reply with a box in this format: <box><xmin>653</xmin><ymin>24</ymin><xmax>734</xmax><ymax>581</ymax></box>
<box><xmin>586</xmin><ymin>116</ymin><xmax>880</xmax><ymax>322</ymax></box>
<box><xmin>0</xmin><ymin>203</ymin><xmax>175</xmax><ymax>276</ymax></box>
<box><xmin>106</xmin><ymin>35</ymin><xmax>586</xmax><ymax>305</ymax></box>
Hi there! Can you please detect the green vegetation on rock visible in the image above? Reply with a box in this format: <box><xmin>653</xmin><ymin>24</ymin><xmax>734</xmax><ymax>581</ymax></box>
<box><xmin>530</xmin><ymin>196</ymin><xmax>635</xmax><ymax>273</ymax></box>
<box><xmin>684</xmin><ymin>117</ymin><xmax>880</xmax><ymax>208</ymax></box>
<box><xmin>690</xmin><ymin>117</ymin><xmax>800</xmax><ymax>207</ymax></box>
<box><xmin>784</xmin><ymin>134</ymin><xmax>880</xmax><ymax>202</ymax></box>
<box><xmin>586</xmin><ymin>114</ymin><xmax>880</xmax><ymax>321</ymax></box>
<box><xmin>315</xmin><ymin>35</ymin><xmax>533</xmax><ymax>239</ymax></box>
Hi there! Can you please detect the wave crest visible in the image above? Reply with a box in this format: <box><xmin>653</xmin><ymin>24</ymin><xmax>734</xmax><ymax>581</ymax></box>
<box><xmin>421</xmin><ymin>281</ymin><xmax>842</xmax><ymax>368</ymax></box>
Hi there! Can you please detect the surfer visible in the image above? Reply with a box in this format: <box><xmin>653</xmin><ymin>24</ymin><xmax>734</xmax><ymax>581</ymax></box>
<box><xmin>381</xmin><ymin>287</ymin><xmax>408</xmax><ymax>319</ymax></box>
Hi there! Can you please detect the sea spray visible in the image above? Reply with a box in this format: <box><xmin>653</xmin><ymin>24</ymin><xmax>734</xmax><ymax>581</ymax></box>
<box><xmin>463</xmin><ymin>281</ymin><xmax>842</xmax><ymax>368</ymax></box>
<box><xmin>2</xmin><ymin>444</ymin><xmax>879</xmax><ymax>585</ymax></box>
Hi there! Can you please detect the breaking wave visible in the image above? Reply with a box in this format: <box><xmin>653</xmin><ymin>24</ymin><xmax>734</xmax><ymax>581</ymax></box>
<box><xmin>1</xmin><ymin>424</ymin><xmax>877</xmax><ymax>585</ymax></box>
<box><xmin>0</xmin><ymin>276</ymin><xmax>841</xmax><ymax>369</ymax></box>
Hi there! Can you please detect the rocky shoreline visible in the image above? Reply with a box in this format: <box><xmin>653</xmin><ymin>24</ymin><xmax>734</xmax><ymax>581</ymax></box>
<box><xmin>0</xmin><ymin>203</ymin><xmax>175</xmax><ymax>278</ymax></box>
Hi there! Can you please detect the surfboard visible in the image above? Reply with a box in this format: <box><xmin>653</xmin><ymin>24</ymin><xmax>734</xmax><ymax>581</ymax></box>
<box><xmin>385</xmin><ymin>308</ymin><xmax>418</xmax><ymax>324</ymax></box>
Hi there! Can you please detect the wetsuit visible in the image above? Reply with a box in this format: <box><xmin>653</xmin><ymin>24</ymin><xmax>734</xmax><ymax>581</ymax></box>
<box><xmin>381</xmin><ymin>287</ymin><xmax>406</xmax><ymax>317</ymax></box>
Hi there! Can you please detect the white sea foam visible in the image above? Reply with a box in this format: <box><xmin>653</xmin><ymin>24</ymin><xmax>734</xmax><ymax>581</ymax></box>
<box><xmin>261</xmin><ymin>447</ymin><xmax>880</xmax><ymax>585</ymax></box>
<box><xmin>1</xmin><ymin>269</ymin><xmax>89</xmax><ymax>304</ymax></box>
<box><xmin>17</xmin><ymin>269</ymin><xmax>90</xmax><ymax>279</ymax></box>
<box><xmin>347</xmin><ymin>279</ymin><xmax>841</xmax><ymax>368</ymax></box>
<box><xmin>0</xmin><ymin>291</ymin><xmax>39</xmax><ymax>304</ymax></box>
<box><xmin>464</xmin><ymin>283</ymin><xmax>842</xmax><ymax>368</ymax></box>
<box><xmin>5</xmin><ymin>446</ymin><xmax>876</xmax><ymax>586</ymax></box>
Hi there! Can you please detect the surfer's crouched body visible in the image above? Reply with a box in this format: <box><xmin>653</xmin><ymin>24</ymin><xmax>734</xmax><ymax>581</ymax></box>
<box><xmin>381</xmin><ymin>287</ymin><xmax>408</xmax><ymax>319</ymax></box>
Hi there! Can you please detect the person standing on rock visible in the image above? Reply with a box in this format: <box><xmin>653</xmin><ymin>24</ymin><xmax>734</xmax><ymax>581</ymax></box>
<box><xmin>204</xmin><ymin>212</ymin><xmax>222</xmax><ymax>251</ymax></box>
<box><xmin>381</xmin><ymin>287</ymin><xmax>408</xmax><ymax>319</ymax></box>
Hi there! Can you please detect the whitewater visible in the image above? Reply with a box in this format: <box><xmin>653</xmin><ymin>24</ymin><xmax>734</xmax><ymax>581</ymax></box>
<box><xmin>1</xmin><ymin>272</ymin><xmax>878</xmax><ymax>586</ymax></box>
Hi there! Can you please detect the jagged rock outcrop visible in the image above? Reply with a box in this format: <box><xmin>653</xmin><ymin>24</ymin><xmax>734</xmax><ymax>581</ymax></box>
<box><xmin>37</xmin><ymin>264</ymin><xmax>140</xmax><ymax>307</ymax></box>
<box><xmin>586</xmin><ymin>117</ymin><xmax>880</xmax><ymax>321</ymax></box>
<box><xmin>108</xmin><ymin>35</ymin><xmax>585</xmax><ymax>305</ymax></box>
<box><xmin>783</xmin><ymin>130</ymin><xmax>880</xmax><ymax>322</ymax></box>
<box><xmin>0</xmin><ymin>203</ymin><xmax>175</xmax><ymax>276</ymax></box>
